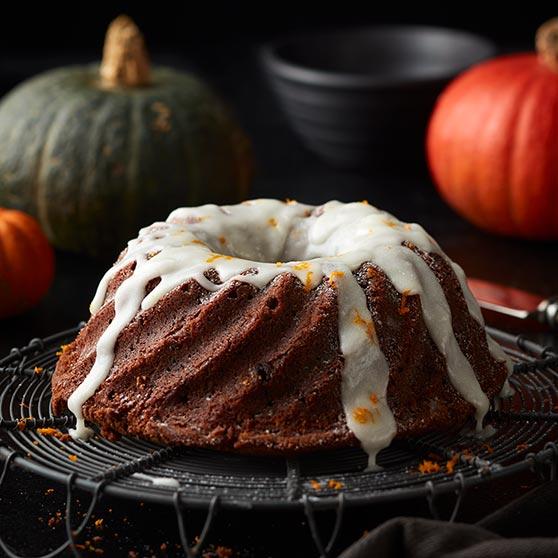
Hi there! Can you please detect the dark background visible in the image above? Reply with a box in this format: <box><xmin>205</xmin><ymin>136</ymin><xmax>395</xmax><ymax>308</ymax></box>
<box><xmin>0</xmin><ymin>5</ymin><xmax>555</xmax><ymax>50</ymax></box>
<box><xmin>0</xmin><ymin>6</ymin><xmax>557</xmax><ymax>557</ymax></box>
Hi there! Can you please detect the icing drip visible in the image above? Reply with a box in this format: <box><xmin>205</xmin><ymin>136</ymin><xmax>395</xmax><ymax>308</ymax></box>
<box><xmin>68</xmin><ymin>199</ymin><xmax>511</xmax><ymax>465</ymax></box>
<box><xmin>328</xmin><ymin>263</ymin><xmax>396</xmax><ymax>470</ymax></box>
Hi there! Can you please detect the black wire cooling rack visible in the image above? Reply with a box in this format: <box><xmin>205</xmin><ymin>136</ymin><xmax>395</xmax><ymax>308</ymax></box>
<box><xmin>1</xmin><ymin>324</ymin><xmax>558</xmax><ymax>558</ymax></box>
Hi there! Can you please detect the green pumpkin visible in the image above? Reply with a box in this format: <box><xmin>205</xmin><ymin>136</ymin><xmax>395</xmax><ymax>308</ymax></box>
<box><xmin>0</xmin><ymin>16</ymin><xmax>252</xmax><ymax>257</ymax></box>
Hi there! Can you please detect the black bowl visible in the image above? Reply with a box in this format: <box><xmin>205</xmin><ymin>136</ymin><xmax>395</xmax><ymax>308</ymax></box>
<box><xmin>261</xmin><ymin>26</ymin><xmax>496</xmax><ymax>169</ymax></box>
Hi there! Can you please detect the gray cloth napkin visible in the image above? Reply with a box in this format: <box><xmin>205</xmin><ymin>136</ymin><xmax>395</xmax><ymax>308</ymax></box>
<box><xmin>340</xmin><ymin>482</ymin><xmax>558</xmax><ymax>558</ymax></box>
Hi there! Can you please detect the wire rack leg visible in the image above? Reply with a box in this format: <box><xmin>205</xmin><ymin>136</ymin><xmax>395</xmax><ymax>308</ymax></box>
<box><xmin>0</xmin><ymin>450</ymin><xmax>17</xmax><ymax>486</ymax></box>
<box><xmin>426</xmin><ymin>473</ymin><xmax>466</xmax><ymax>523</ymax></box>
<box><xmin>174</xmin><ymin>492</ymin><xmax>220</xmax><ymax>558</ymax></box>
<box><xmin>303</xmin><ymin>493</ymin><xmax>345</xmax><ymax>558</ymax></box>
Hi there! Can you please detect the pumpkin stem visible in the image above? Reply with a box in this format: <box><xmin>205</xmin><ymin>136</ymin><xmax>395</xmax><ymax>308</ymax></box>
<box><xmin>100</xmin><ymin>15</ymin><xmax>151</xmax><ymax>88</ymax></box>
<box><xmin>536</xmin><ymin>18</ymin><xmax>558</xmax><ymax>72</ymax></box>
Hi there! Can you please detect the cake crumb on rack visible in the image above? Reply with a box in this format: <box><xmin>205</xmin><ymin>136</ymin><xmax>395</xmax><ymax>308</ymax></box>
<box><xmin>418</xmin><ymin>460</ymin><xmax>440</xmax><ymax>474</ymax></box>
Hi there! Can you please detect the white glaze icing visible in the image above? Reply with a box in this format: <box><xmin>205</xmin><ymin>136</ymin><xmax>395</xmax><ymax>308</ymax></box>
<box><xmin>67</xmin><ymin>199</ymin><xmax>512</xmax><ymax>467</ymax></box>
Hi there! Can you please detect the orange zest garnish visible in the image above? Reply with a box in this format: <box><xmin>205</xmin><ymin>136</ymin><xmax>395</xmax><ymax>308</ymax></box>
<box><xmin>328</xmin><ymin>271</ymin><xmax>345</xmax><ymax>287</ymax></box>
<box><xmin>293</xmin><ymin>261</ymin><xmax>310</xmax><ymax>271</ymax></box>
<box><xmin>33</xmin><ymin>367</ymin><xmax>43</xmax><ymax>375</ymax></box>
<box><xmin>68</xmin><ymin>454</ymin><xmax>78</xmax><ymax>462</ymax></box>
<box><xmin>37</xmin><ymin>427</ymin><xmax>60</xmax><ymax>436</ymax></box>
<box><xmin>382</xmin><ymin>218</ymin><xmax>398</xmax><ymax>228</ymax></box>
<box><xmin>445</xmin><ymin>454</ymin><xmax>459</xmax><ymax>474</ymax></box>
<box><xmin>327</xmin><ymin>479</ymin><xmax>344</xmax><ymax>490</ymax></box>
<box><xmin>304</xmin><ymin>271</ymin><xmax>313</xmax><ymax>291</ymax></box>
<box><xmin>353</xmin><ymin>311</ymin><xmax>375</xmax><ymax>341</ymax></box>
<box><xmin>418</xmin><ymin>460</ymin><xmax>440</xmax><ymax>474</ymax></box>
<box><xmin>353</xmin><ymin>407</ymin><xmax>374</xmax><ymax>424</ymax></box>
<box><xmin>205</xmin><ymin>253</ymin><xmax>232</xmax><ymax>264</ymax></box>
<box><xmin>37</xmin><ymin>427</ymin><xmax>71</xmax><ymax>441</ymax></box>
<box><xmin>56</xmin><ymin>344</ymin><xmax>70</xmax><ymax>357</ymax></box>
<box><xmin>310</xmin><ymin>479</ymin><xmax>321</xmax><ymax>490</ymax></box>
<box><xmin>399</xmin><ymin>289</ymin><xmax>411</xmax><ymax>316</ymax></box>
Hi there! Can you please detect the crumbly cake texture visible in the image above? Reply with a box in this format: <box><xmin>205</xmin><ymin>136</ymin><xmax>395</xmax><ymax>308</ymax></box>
<box><xmin>51</xmin><ymin>200</ymin><xmax>511</xmax><ymax>467</ymax></box>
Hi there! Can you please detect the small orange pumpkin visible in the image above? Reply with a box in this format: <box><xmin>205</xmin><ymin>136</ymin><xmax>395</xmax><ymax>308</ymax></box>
<box><xmin>0</xmin><ymin>208</ymin><xmax>54</xmax><ymax>318</ymax></box>
<box><xmin>427</xmin><ymin>18</ymin><xmax>558</xmax><ymax>239</ymax></box>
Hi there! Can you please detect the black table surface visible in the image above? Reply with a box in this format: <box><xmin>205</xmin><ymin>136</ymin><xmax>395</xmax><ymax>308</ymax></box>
<box><xmin>0</xmin><ymin>43</ymin><xmax>557</xmax><ymax>557</ymax></box>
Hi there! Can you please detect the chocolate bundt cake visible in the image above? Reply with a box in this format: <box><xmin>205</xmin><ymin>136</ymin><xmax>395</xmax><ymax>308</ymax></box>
<box><xmin>52</xmin><ymin>200</ymin><xmax>511</xmax><ymax>466</ymax></box>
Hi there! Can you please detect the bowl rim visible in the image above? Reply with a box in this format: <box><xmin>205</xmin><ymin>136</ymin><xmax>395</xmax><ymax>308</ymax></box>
<box><xmin>260</xmin><ymin>24</ymin><xmax>497</xmax><ymax>89</ymax></box>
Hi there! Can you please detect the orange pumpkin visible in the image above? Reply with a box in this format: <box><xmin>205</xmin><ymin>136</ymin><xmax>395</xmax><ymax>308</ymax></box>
<box><xmin>427</xmin><ymin>18</ymin><xmax>558</xmax><ymax>239</ymax></box>
<box><xmin>0</xmin><ymin>208</ymin><xmax>54</xmax><ymax>318</ymax></box>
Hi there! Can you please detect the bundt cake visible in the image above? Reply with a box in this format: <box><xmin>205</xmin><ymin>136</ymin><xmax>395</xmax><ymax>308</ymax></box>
<box><xmin>51</xmin><ymin>199</ymin><xmax>512</xmax><ymax>467</ymax></box>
